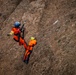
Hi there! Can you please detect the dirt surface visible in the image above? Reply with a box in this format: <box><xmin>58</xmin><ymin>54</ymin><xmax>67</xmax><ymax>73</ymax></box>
<box><xmin>0</xmin><ymin>0</ymin><xmax>76</xmax><ymax>75</ymax></box>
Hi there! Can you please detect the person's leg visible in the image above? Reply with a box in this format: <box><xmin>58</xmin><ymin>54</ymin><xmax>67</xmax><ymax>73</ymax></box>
<box><xmin>19</xmin><ymin>37</ymin><xmax>28</xmax><ymax>49</ymax></box>
<box><xmin>13</xmin><ymin>36</ymin><xmax>19</xmax><ymax>42</ymax></box>
<box><xmin>23</xmin><ymin>50</ymin><xmax>32</xmax><ymax>64</ymax></box>
<box><xmin>26</xmin><ymin>50</ymin><xmax>32</xmax><ymax>63</ymax></box>
<box><xmin>23</xmin><ymin>50</ymin><xmax>29</xmax><ymax>60</ymax></box>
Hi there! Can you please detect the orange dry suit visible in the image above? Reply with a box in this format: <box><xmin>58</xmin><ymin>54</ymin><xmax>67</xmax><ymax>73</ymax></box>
<box><xmin>23</xmin><ymin>39</ymin><xmax>37</xmax><ymax>61</ymax></box>
<box><xmin>9</xmin><ymin>27</ymin><xmax>28</xmax><ymax>49</ymax></box>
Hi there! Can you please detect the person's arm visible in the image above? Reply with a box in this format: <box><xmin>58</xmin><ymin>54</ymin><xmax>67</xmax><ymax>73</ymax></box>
<box><xmin>7</xmin><ymin>31</ymin><xmax>14</xmax><ymax>36</ymax></box>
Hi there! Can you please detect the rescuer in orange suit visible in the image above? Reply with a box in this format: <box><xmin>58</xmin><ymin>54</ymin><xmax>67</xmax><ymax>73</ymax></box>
<box><xmin>7</xmin><ymin>21</ymin><xmax>28</xmax><ymax>49</ymax></box>
<box><xmin>23</xmin><ymin>37</ymin><xmax>37</xmax><ymax>64</ymax></box>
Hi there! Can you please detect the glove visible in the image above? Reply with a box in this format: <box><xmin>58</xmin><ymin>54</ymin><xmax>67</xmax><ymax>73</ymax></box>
<box><xmin>7</xmin><ymin>34</ymin><xmax>10</xmax><ymax>36</ymax></box>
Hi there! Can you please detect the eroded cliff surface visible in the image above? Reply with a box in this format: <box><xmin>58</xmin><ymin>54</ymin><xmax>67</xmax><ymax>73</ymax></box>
<box><xmin>0</xmin><ymin>0</ymin><xmax>76</xmax><ymax>75</ymax></box>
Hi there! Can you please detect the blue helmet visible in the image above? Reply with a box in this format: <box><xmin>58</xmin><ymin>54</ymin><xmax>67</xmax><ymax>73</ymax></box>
<box><xmin>14</xmin><ymin>22</ymin><xmax>21</xmax><ymax>27</ymax></box>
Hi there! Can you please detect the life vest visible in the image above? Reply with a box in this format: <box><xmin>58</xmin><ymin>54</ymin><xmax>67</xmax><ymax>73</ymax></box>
<box><xmin>12</xmin><ymin>27</ymin><xmax>21</xmax><ymax>41</ymax></box>
<box><xmin>12</xmin><ymin>27</ymin><xmax>21</xmax><ymax>35</ymax></box>
<box><xmin>23</xmin><ymin>39</ymin><xmax>37</xmax><ymax>61</ymax></box>
<box><xmin>28</xmin><ymin>39</ymin><xmax>37</xmax><ymax>50</ymax></box>
<box><xmin>29</xmin><ymin>39</ymin><xmax>37</xmax><ymax>47</ymax></box>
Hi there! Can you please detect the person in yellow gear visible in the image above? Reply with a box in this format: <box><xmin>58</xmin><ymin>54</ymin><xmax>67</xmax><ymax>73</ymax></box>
<box><xmin>23</xmin><ymin>37</ymin><xmax>37</xmax><ymax>64</ymax></box>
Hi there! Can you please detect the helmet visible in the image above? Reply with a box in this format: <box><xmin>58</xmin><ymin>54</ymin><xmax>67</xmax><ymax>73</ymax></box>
<box><xmin>14</xmin><ymin>22</ymin><xmax>21</xmax><ymax>27</ymax></box>
<box><xmin>30</xmin><ymin>37</ymin><xmax>35</xmax><ymax>40</ymax></box>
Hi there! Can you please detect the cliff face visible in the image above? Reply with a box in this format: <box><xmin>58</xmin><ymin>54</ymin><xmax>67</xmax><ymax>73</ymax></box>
<box><xmin>0</xmin><ymin>0</ymin><xmax>76</xmax><ymax>75</ymax></box>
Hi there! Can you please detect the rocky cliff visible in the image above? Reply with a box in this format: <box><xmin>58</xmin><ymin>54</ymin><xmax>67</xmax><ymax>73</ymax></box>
<box><xmin>0</xmin><ymin>0</ymin><xmax>76</xmax><ymax>75</ymax></box>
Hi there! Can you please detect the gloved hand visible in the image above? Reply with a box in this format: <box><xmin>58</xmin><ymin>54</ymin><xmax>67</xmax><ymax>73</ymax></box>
<box><xmin>7</xmin><ymin>34</ymin><xmax>10</xmax><ymax>36</ymax></box>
